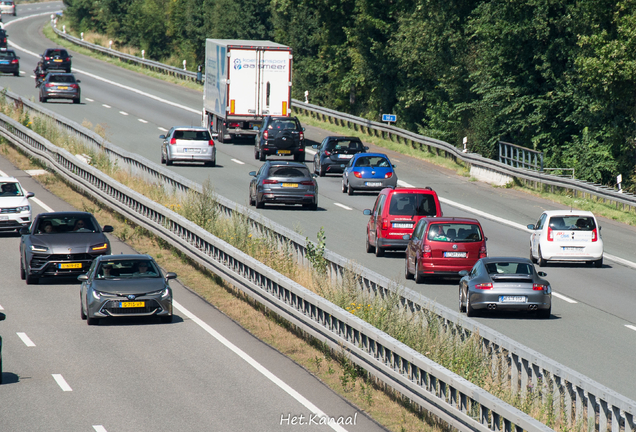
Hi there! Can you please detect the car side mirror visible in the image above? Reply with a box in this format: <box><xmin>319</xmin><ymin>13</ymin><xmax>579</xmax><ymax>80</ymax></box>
<box><xmin>526</xmin><ymin>224</ymin><xmax>535</xmax><ymax>230</ymax></box>
<box><xmin>312</xmin><ymin>144</ymin><xmax>318</xmax><ymax>149</ymax></box>
<box><xmin>392</xmin><ymin>164</ymin><xmax>396</xmax><ymax>168</ymax></box>
<box><xmin>26</xmin><ymin>192</ymin><xmax>35</xmax><ymax>198</ymax></box>
<box><xmin>102</xmin><ymin>225</ymin><xmax>114</xmax><ymax>233</ymax></box>
<box><xmin>458</xmin><ymin>270</ymin><xmax>469</xmax><ymax>277</ymax></box>
<box><xmin>76</xmin><ymin>80</ymin><xmax>81</xmax><ymax>83</ymax></box>
<box><xmin>165</xmin><ymin>272</ymin><xmax>177</xmax><ymax>280</ymax></box>
<box><xmin>159</xmin><ymin>135</ymin><xmax>166</xmax><ymax>139</ymax></box>
<box><xmin>0</xmin><ymin>312</ymin><xmax>5</xmax><ymax>321</ymax></box>
<box><xmin>302</xmin><ymin>127</ymin><xmax>306</xmax><ymax>131</ymax></box>
<box><xmin>402</xmin><ymin>234</ymin><xmax>410</xmax><ymax>240</ymax></box>
<box><xmin>249</xmin><ymin>171</ymin><xmax>257</xmax><ymax>177</ymax></box>
<box><xmin>364</xmin><ymin>146</ymin><xmax>369</xmax><ymax>150</ymax></box>
<box><xmin>311</xmin><ymin>174</ymin><xmax>317</xmax><ymax>178</ymax></box>
<box><xmin>340</xmin><ymin>164</ymin><xmax>345</xmax><ymax>168</ymax></box>
<box><xmin>20</xmin><ymin>226</ymin><xmax>29</xmax><ymax>235</ymax></box>
<box><xmin>363</xmin><ymin>209</ymin><xmax>372</xmax><ymax>215</ymax></box>
<box><xmin>77</xmin><ymin>274</ymin><xmax>89</xmax><ymax>281</ymax></box>
<box><xmin>537</xmin><ymin>271</ymin><xmax>547</xmax><ymax>277</ymax></box>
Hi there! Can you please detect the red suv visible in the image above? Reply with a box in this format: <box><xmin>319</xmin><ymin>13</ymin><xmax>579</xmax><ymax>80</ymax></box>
<box><xmin>404</xmin><ymin>217</ymin><xmax>487</xmax><ymax>283</ymax></box>
<box><xmin>363</xmin><ymin>187</ymin><xmax>442</xmax><ymax>257</ymax></box>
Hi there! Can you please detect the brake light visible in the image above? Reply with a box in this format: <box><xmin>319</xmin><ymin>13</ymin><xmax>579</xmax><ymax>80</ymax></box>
<box><xmin>10</xmin><ymin>59</ymin><xmax>18</xmax><ymax>64</ymax></box>
<box><xmin>70</xmin><ymin>84</ymin><xmax>78</xmax><ymax>89</ymax></box>
<box><xmin>592</xmin><ymin>228</ymin><xmax>598</xmax><ymax>242</ymax></box>
<box><xmin>45</xmin><ymin>83</ymin><xmax>54</xmax><ymax>87</ymax></box>
<box><xmin>475</xmin><ymin>283</ymin><xmax>493</xmax><ymax>290</ymax></box>
<box><xmin>422</xmin><ymin>245</ymin><xmax>432</xmax><ymax>259</ymax></box>
<box><xmin>353</xmin><ymin>172</ymin><xmax>362</xmax><ymax>178</ymax></box>
<box><xmin>208</xmin><ymin>140</ymin><xmax>215</xmax><ymax>146</ymax></box>
<box><xmin>479</xmin><ymin>245</ymin><xmax>487</xmax><ymax>259</ymax></box>
<box><xmin>170</xmin><ymin>138</ymin><xmax>177</xmax><ymax>145</ymax></box>
<box><xmin>381</xmin><ymin>219</ymin><xmax>389</xmax><ymax>230</ymax></box>
<box><xmin>45</xmin><ymin>56</ymin><xmax>50</xmax><ymax>60</ymax></box>
<box><xmin>300</xmin><ymin>180</ymin><xmax>315</xmax><ymax>186</ymax></box>
<box><xmin>300</xmin><ymin>131</ymin><xmax>304</xmax><ymax>140</ymax></box>
<box><xmin>262</xmin><ymin>180</ymin><xmax>278</xmax><ymax>184</ymax></box>
<box><xmin>229</xmin><ymin>122</ymin><xmax>240</xmax><ymax>128</ymax></box>
<box><xmin>385</xmin><ymin>172</ymin><xmax>393</xmax><ymax>179</ymax></box>
<box><xmin>65</xmin><ymin>57</ymin><xmax>70</xmax><ymax>62</ymax></box>
<box><xmin>547</xmin><ymin>226</ymin><xmax>554</xmax><ymax>241</ymax></box>
<box><xmin>533</xmin><ymin>284</ymin><xmax>547</xmax><ymax>291</ymax></box>
<box><xmin>324</xmin><ymin>150</ymin><xmax>331</xmax><ymax>156</ymax></box>
<box><xmin>263</xmin><ymin>130</ymin><xmax>269</xmax><ymax>140</ymax></box>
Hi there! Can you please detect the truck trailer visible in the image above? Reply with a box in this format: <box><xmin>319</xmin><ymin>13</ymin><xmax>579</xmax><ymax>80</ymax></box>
<box><xmin>202</xmin><ymin>39</ymin><xmax>293</xmax><ymax>143</ymax></box>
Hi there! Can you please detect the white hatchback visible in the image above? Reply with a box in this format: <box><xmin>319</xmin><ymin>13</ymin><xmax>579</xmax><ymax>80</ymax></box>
<box><xmin>527</xmin><ymin>210</ymin><xmax>603</xmax><ymax>267</ymax></box>
<box><xmin>0</xmin><ymin>177</ymin><xmax>34</xmax><ymax>232</ymax></box>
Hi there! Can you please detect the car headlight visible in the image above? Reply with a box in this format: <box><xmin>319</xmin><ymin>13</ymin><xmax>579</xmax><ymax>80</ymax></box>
<box><xmin>30</xmin><ymin>244</ymin><xmax>48</xmax><ymax>252</ymax></box>
<box><xmin>92</xmin><ymin>290</ymin><xmax>102</xmax><ymax>300</ymax></box>
<box><xmin>90</xmin><ymin>242</ymin><xmax>109</xmax><ymax>251</ymax></box>
<box><xmin>16</xmin><ymin>205</ymin><xmax>30</xmax><ymax>212</ymax></box>
<box><xmin>148</xmin><ymin>288</ymin><xmax>170</xmax><ymax>298</ymax></box>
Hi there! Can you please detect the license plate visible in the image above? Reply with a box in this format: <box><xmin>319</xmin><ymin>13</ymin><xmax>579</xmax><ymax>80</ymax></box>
<box><xmin>59</xmin><ymin>263</ymin><xmax>82</xmax><ymax>269</ymax></box>
<box><xmin>444</xmin><ymin>251</ymin><xmax>467</xmax><ymax>258</ymax></box>
<box><xmin>562</xmin><ymin>247</ymin><xmax>582</xmax><ymax>251</ymax></box>
<box><xmin>500</xmin><ymin>296</ymin><xmax>527</xmax><ymax>303</ymax></box>
<box><xmin>392</xmin><ymin>223</ymin><xmax>413</xmax><ymax>229</ymax></box>
<box><xmin>54</xmin><ymin>59</ymin><xmax>62</xmax><ymax>62</ymax></box>
<box><xmin>57</xmin><ymin>86</ymin><xmax>68</xmax><ymax>90</ymax></box>
<box><xmin>184</xmin><ymin>148</ymin><xmax>201</xmax><ymax>153</ymax></box>
<box><xmin>0</xmin><ymin>61</ymin><xmax>8</xmax><ymax>65</ymax></box>
<box><xmin>0</xmin><ymin>216</ymin><xmax>8</xmax><ymax>221</ymax></box>
<box><xmin>277</xmin><ymin>150</ymin><xmax>291</xmax><ymax>154</ymax></box>
<box><xmin>282</xmin><ymin>183</ymin><xmax>298</xmax><ymax>188</ymax></box>
<box><xmin>338</xmin><ymin>154</ymin><xmax>353</xmax><ymax>159</ymax></box>
<box><xmin>365</xmin><ymin>182</ymin><xmax>382</xmax><ymax>187</ymax></box>
<box><xmin>118</xmin><ymin>301</ymin><xmax>145</xmax><ymax>308</ymax></box>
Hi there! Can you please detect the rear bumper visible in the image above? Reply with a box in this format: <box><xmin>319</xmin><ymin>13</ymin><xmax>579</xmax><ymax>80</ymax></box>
<box><xmin>376</xmin><ymin>237</ymin><xmax>409</xmax><ymax>250</ymax></box>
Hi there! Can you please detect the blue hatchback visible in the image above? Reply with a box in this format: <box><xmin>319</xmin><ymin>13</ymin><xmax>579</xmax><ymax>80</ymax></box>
<box><xmin>341</xmin><ymin>152</ymin><xmax>397</xmax><ymax>195</ymax></box>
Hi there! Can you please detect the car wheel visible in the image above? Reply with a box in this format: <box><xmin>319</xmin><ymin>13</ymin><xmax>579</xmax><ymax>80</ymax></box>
<box><xmin>347</xmin><ymin>184</ymin><xmax>354</xmax><ymax>195</ymax></box>
<box><xmin>459</xmin><ymin>287</ymin><xmax>467</xmax><ymax>313</ymax></box>
<box><xmin>319</xmin><ymin>163</ymin><xmax>326</xmax><ymax>177</ymax></box>
<box><xmin>404</xmin><ymin>256</ymin><xmax>414</xmax><ymax>280</ymax></box>
<box><xmin>294</xmin><ymin>152</ymin><xmax>305</xmax><ymax>162</ymax></box>
<box><xmin>529</xmin><ymin>247</ymin><xmax>537</xmax><ymax>263</ymax></box>
<box><xmin>26</xmin><ymin>274</ymin><xmax>38</xmax><ymax>285</ymax></box>
<box><xmin>414</xmin><ymin>259</ymin><xmax>424</xmax><ymax>284</ymax></box>
<box><xmin>73</xmin><ymin>98</ymin><xmax>80</xmax><ymax>104</ymax></box>
<box><xmin>13</xmin><ymin>71</ymin><xmax>19</xmax><ymax>77</ymax></box>
<box><xmin>538</xmin><ymin>247</ymin><xmax>547</xmax><ymax>267</ymax></box>
<box><xmin>365</xmin><ymin>233</ymin><xmax>375</xmax><ymax>253</ymax></box>
<box><xmin>38</xmin><ymin>94</ymin><xmax>43</xmax><ymax>102</ymax></box>
<box><xmin>259</xmin><ymin>150</ymin><xmax>266</xmax><ymax>162</ymax></box>
<box><xmin>466</xmin><ymin>293</ymin><xmax>477</xmax><ymax>317</ymax></box>
<box><xmin>537</xmin><ymin>306</ymin><xmax>551</xmax><ymax>319</ymax></box>
<box><xmin>66</xmin><ymin>68</ymin><xmax>71</xmax><ymax>73</ymax></box>
<box><xmin>160</xmin><ymin>315</ymin><xmax>173</xmax><ymax>324</ymax></box>
<box><xmin>249</xmin><ymin>192</ymin><xmax>255</xmax><ymax>206</ymax></box>
<box><xmin>87</xmin><ymin>316</ymin><xmax>99</xmax><ymax>326</ymax></box>
<box><xmin>80</xmin><ymin>301</ymin><xmax>87</xmax><ymax>320</ymax></box>
<box><xmin>160</xmin><ymin>152</ymin><xmax>166</xmax><ymax>164</ymax></box>
<box><xmin>166</xmin><ymin>157</ymin><xmax>173</xmax><ymax>166</ymax></box>
<box><xmin>594</xmin><ymin>257</ymin><xmax>603</xmax><ymax>268</ymax></box>
<box><xmin>374</xmin><ymin>240</ymin><xmax>384</xmax><ymax>257</ymax></box>
<box><xmin>255</xmin><ymin>197</ymin><xmax>264</xmax><ymax>209</ymax></box>
<box><xmin>254</xmin><ymin>147</ymin><xmax>260</xmax><ymax>160</ymax></box>
<box><xmin>20</xmin><ymin>258</ymin><xmax>25</xmax><ymax>280</ymax></box>
<box><xmin>341</xmin><ymin>180</ymin><xmax>348</xmax><ymax>194</ymax></box>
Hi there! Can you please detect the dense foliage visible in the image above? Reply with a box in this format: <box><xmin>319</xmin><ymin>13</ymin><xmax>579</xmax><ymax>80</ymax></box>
<box><xmin>62</xmin><ymin>0</ymin><xmax>636</xmax><ymax>189</ymax></box>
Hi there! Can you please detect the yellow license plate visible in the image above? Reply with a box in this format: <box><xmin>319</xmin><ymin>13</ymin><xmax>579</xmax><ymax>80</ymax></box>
<box><xmin>54</xmin><ymin>59</ymin><xmax>62</xmax><ymax>62</ymax></box>
<box><xmin>58</xmin><ymin>86</ymin><xmax>69</xmax><ymax>89</ymax></box>
<box><xmin>119</xmin><ymin>301</ymin><xmax>145</xmax><ymax>308</ymax></box>
<box><xmin>277</xmin><ymin>150</ymin><xmax>291</xmax><ymax>154</ymax></box>
<box><xmin>282</xmin><ymin>183</ymin><xmax>298</xmax><ymax>188</ymax></box>
<box><xmin>60</xmin><ymin>263</ymin><xmax>82</xmax><ymax>269</ymax></box>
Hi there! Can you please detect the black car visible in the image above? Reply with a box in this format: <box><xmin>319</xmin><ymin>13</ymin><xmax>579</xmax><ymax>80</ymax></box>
<box><xmin>40</xmin><ymin>48</ymin><xmax>72</xmax><ymax>72</ymax></box>
<box><xmin>254</xmin><ymin>116</ymin><xmax>306</xmax><ymax>162</ymax></box>
<box><xmin>312</xmin><ymin>136</ymin><xmax>369</xmax><ymax>176</ymax></box>
<box><xmin>20</xmin><ymin>212</ymin><xmax>114</xmax><ymax>285</ymax></box>
<box><xmin>0</xmin><ymin>30</ymin><xmax>7</xmax><ymax>49</ymax></box>
<box><xmin>249</xmin><ymin>161</ymin><xmax>318</xmax><ymax>209</ymax></box>
<box><xmin>0</xmin><ymin>311</ymin><xmax>5</xmax><ymax>385</ymax></box>
<box><xmin>0</xmin><ymin>49</ymin><xmax>19</xmax><ymax>76</ymax></box>
<box><xmin>39</xmin><ymin>72</ymin><xmax>81</xmax><ymax>103</ymax></box>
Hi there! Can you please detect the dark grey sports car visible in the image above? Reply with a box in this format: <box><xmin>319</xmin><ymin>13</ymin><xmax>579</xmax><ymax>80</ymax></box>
<box><xmin>458</xmin><ymin>257</ymin><xmax>552</xmax><ymax>319</ymax></box>
<box><xmin>20</xmin><ymin>212</ymin><xmax>113</xmax><ymax>285</ymax></box>
<box><xmin>78</xmin><ymin>254</ymin><xmax>176</xmax><ymax>325</ymax></box>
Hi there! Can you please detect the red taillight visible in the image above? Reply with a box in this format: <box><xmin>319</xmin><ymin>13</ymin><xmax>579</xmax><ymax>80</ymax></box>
<box><xmin>70</xmin><ymin>84</ymin><xmax>78</xmax><ymax>89</ymax></box>
<box><xmin>592</xmin><ymin>228</ymin><xmax>598</xmax><ymax>242</ymax></box>
<box><xmin>208</xmin><ymin>140</ymin><xmax>215</xmax><ymax>146</ymax></box>
<box><xmin>170</xmin><ymin>138</ymin><xmax>177</xmax><ymax>145</ymax></box>
<box><xmin>475</xmin><ymin>283</ymin><xmax>493</xmax><ymax>290</ymax></box>
<box><xmin>65</xmin><ymin>57</ymin><xmax>70</xmax><ymax>62</ymax></box>
<box><xmin>353</xmin><ymin>171</ymin><xmax>362</xmax><ymax>178</ymax></box>
<box><xmin>229</xmin><ymin>122</ymin><xmax>240</xmax><ymax>128</ymax></box>
<box><xmin>385</xmin><ymin>172</ymin><xmax>393</xmax><ymax>179</ymax></box>
<box><xmin>10</xmin><ymin>59</ymin><xmax>18</xmax><ymax>65</ymax></box>
<box><xmin>324</xmin><ymin>150</ymin><xmax>331</xmax><ymax>156</ymax></box>
<box><xmin>262</xmin><ymin>180</ymin><xmax>278</xmax><ymax>185</ymax></box>
<box><xmin>45</xmin><ymin>56</ymin><xmax>50</xmax><ymax>60</ymax></box>
<box><xmin>381</xmin><ymin>219</ymin><xmax>389</xmax><ymax>230</ymax></box>
<box><xmin>263</xmin><ymin>130</ymin><xmax>269</xmax><ymax>140</ymax></box>
<box><xmin>422</xmin><ymin>245</ymin><xmax>432</xmax><ymax>259</ymax></box>
<box><xmin>300</xmin><ymin>131</ymin><xmax>304</xmax><ymax>140</ymax></box>
<box><xmin>45</xmin><ymin>83</ymin><xmax>54</xmax><ymax>88</ymax></box>
<box><xmin>300</xmin><ymin>180</ymin><xmax>315</xmax><ymax>186</ymax></box>
<box><xmin>479</xmin><ymin>245</ymin><xmax>487</xmax><ymax>259</ymax></box>
<box><xmin>547</xmin><ymin>226</ymin><xmax>554</xmax><ymax>241</ymax></box>
<box><xmin>533</xmin><ymin>284</ymin><xmax>546</xmax><ymax>291</ymax></box>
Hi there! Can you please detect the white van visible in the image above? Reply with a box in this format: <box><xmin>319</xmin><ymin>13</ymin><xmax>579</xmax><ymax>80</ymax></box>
<box><xmin>0</xmin><ymin>1</ymin><xmax>16</xmax><ymax>16</ymax></box>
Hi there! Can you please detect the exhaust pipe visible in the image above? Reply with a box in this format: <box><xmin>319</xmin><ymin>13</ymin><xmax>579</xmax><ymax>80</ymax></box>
<box><xmin>528</xmin><ymin>304</ymin><xmax>538</xmax><ymax>311</ymax></box>
<box><xmin>487</xmin><ymin>304</ymin><xmax>497</xmax><ymax>310</ymax></box>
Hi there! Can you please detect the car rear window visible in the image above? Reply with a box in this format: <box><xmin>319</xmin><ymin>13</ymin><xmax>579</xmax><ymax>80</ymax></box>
<box><xmin>354</xmin><ymin>156</ymin><xmax>389</xmax><ymax>168</ymax></box>
<box><xmin>548</xmin><ymin>215</ymin><xmax>595</xmax><ymax>230</ymax></box>
<box><xmin>0</xmin><ymin>52</ymin><xmax>15</xmax><ymax>59</ymax></box>
<box><xmin>427</xmin><ymin>223</ymin><xmax>482</xmax><ymax>242</ymax></box>
<box><xmin>485</xmin><ymin>262</ymin><xmax>533</xmax><ymax>275</ymax></box>
<box><xmin>173</xmin><ymin>130</ymin><xmax>211</xmax><ymax>140</ymax></box>
<box><xmin>49</xmin><ymin>75</ymin><xmax>76</xmax><ymax>83</ymax></box>
<box><xmin>268</xmin><ymin>166</ymin><xmax>310</xmax><ymax>178</ymax></box>
<box><xmin>326</xmin><ymin>139</ymin><xmax>363</xmax><ymax>151</ymax></box>
<box><xmin>388</xmin><ymin>193</ymin><xmax>437</xmax><ymax>216</ymax></box>
<box><xmin>47</xmin><ymin>50</ymin><xmax>68</xmax><ymax>57</ymax></box>
<box><xmin>269</xmin><ymin>120</ymin><xmax>298</xmax><ymax>130</ymax></box>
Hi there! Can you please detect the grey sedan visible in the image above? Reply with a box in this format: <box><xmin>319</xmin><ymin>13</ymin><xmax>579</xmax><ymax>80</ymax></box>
<box><xmin>458</xmin><ymin>257</ymin><xmax>552</xmax><ymax>318</ymax></box>
<box><xmin>160</xmin><ymin>126</ymin><xmax>216</xmax><ymax>167</ymax></box>
<box><xmin>39</xmin><ymin>72</ymin><xmax>81</xmax><ymax>103</ymax></box>
<box><xmin>249</xmin><ymin>161</ymin><xmax>318</xmax><ymax>210</ymax></box>
<box><xmin>78</xmin><ymin>254</ymin><xmax>177</xmax><ymax>325</ymax></box>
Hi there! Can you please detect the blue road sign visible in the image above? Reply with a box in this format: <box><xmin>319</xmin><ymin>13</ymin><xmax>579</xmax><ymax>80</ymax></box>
<box><xmin>382</xmin><ymin>114</ymin><xmax>397</xmax><ymax>122</ymax></box>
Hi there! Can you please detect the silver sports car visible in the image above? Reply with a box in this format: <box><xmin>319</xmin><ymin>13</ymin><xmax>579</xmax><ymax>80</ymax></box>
<box><xmin>458</xmin><ymin>257</ymin><xmax>552</xmax><ymax>318</ymax></box>
<box><xmin>78</xmin><ymin>254</ymin><xmax>177</xmax><ymax>325</ymax></box>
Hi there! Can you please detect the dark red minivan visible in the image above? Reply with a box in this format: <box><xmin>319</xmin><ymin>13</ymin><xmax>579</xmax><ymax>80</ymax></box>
<box><xmin>404</xmin><ymin>217</ymin><xmax>487</xmax><ymax>283</ymax></box>
<box><xmin>364</xmin><ymin>187</ymin><xmax>443</xmax><ymax>257</ymax></box>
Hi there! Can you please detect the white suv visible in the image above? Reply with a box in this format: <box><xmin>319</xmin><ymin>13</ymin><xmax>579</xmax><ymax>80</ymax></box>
<box><xmin>0</xmin><ymin>1</ymin><xmax>16</xmax><ymax>16</ymax></box>
<box><xmin>0</xmin><ymin>177</ymin><xmax>34</xmax><ymax>232</ymax></box>
<box><xmin>527</xmin><ymin>210</ymin><xmax>604</xmax><ymax>267</ymax></box>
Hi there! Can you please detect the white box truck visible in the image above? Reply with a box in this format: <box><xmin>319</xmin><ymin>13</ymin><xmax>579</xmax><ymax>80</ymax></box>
<box><xmin>202</xmin><ymin>39</ymin><xmax>293</xmax><ymax>143</ymax></box>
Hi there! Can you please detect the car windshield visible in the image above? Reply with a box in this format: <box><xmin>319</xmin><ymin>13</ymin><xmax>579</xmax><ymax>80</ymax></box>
<box><xmin>173</xmin><ymin>130</ymin><xmax>211</xmax><ymax>140</ymax></box>
<box><xmin>427</xmin><ymin>223</ymin><xmax>482</xmax><ymax>242</ymax></box>
<box><xmin>0</xmin><ymin>52</ymin><xmax>15</xmax><ymax>59</ymax></box>
<box><xmin>354</xmin><ymin>156</ymin><xmax>390</xmax><ymax>168</ymax></box>
<box><xmin>485</xmin><ymin>262</ymin><xmax>533</xmax><ymax>275</ymax></box>
<box><xmin>97</xmin><ymin>260</ymin><xmax>160</xmax><ymax>279</ymax></box>
<box><xmin>0</xmin><ymin>181</ymin><xmax>23</xmax><ymax>196</ymax></box>
<box><xmin>35</xmin><ymin>216</ymin><xmax>96</xmax><ymax>234</ymax></box>
<box><xmin>268</xmin><ymin>166</ymin><xmax>310</xmax><ymax>178</ymax></box>
<box><xmin>548</xmin><ymin>215</ymin><xmax>596</xmax><ymax>231</ymax></box>
<box><xmin>48</xmin><ymin>75</ymin><xmax>76</xmax><ymax>83</ymax></box>
<box><xmin>388</xmin><ymin>193</ymin><xmax>437</xmax><ymax>216</ymax></box>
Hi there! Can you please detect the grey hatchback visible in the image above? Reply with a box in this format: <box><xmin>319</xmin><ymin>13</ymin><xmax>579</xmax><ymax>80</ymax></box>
<box><xmin>249</xmin><ymin>161</ymin><xmax>318</xmax><ymax>210</ymax></box>
<box><xmin>160</xmin><ymin>126</ymin><xmax>216</xmax><ymax>167</ymax></box>
<box><xmin>39</xmin><ymin>72</ymin><xmax>81</xmax><ymax>103</ymax></box>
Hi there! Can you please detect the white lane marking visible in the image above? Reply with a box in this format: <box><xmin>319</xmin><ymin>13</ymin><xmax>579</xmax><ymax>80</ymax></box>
<box><xmin>0</xmin><ymin>169</ymin><xmax>6</xmax><ymax>176</ymax></box>
<box><xmin>552</xmin><ymin>292</ymin><xmax>577</xmax><ymax>304</ymax></box>
<box><xmin>102</xmin><ymin>104</ymin><xmax>111</xmax><ymax>108</ymax></box>
<box><xmin>305</xmin><ymin>149</ymin><xmax>317</xmax><ymax>156</ymax></box>
<box><xmin>30</xmin><ymin>75</ymin><xmax>35</xmax><ymax>78</ymax></box>
<box><xmin>0</xmin><ymin>304</ymin><xmax>3</xmax><ymax>310</ymax></box>
<box><xmin>397</xmin><ymin>180</ymin><xmax>414</xmax><ymax>188</ymax></box>
<box><xmin>52</xmin><ymin>374</ymin><xmax>72</xmax><ymax>391</ymax></box>
<box><xmin>138</xmin><ymin>119</ymin><xmax>148</xmax><ymax>124</ymax></box>
<box><xmin>17</xmin><ymin>332</ymin><xmax>36</xmax><ymax>347</ymax></box>
<box><xmin>439</xmin><ymin>196</ymin><xmax>530</xmax><ymax>231</ymax></box>
<box><xmin>626</xmin><ymin>325</ymin><xmax>636</xmax><ymax>332</ymax></box>
<box><xmin>119</xmin><ymin>111</ymin><xmax>128</xmax><ymax>116</ymax></box>
<box><xmin>85</xmin><ymin>98</ymin><xmax>94</xmax><ymax>102</ymax></box>
<box><xmin>93</xmin><ymin>426</ymin><xmax>108</xmax><ymax>432</ymax></box>
<box><xmin>31</xmin><ymin>197</ymin><xmax>54</xmax><ymax>212</ymax></box>
<box><xmin>231</xmin><ymin>159</ymin><xmax>244</xmax><ymax>165</ymax></box>
<box><xmin>158</xmin><ymin>127</ymin><xmax>168</xmax><ymax>132</ymax></box>
<box><xmin>173</xmin><ymin>300</ymin><xmax>349</xmax><ymax>432</ymax></box>
<box><xmin>334</xmin><ymin>203</ymin><xmax>352</xmax><ymax>211</ymax></box>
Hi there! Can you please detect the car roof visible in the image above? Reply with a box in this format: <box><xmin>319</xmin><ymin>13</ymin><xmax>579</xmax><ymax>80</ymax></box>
<box><xmin>98</xmin><ymin>254</ymin><xmax>153</xmax><ymax>261</ymax></box>
<box><xmin>267</xmin><ymin>161</ymin><xmax>308</xmax><ymax>168</ymax></box>
<box><xmin>37</xmin><ymin>211</ymin><xmax>94</xmax><ymax>218</ymax></box>
<box><xmin>353</xmin><ymin>152</ymin><xmax>389</xmax><ymax>158</ymax></box>
<box><xmin>385</xmin><ymin>187</ymin><xmax>437</xmax><ymax>195</ymax></box>
<box><xmin>542</xmin><ymin>210</ymin><xmax>596</xmax><ymax>217</ymax></box>
<box><xmin>172</xmin><ymin>126</ymin><xmax>208</xmax><ymax>130</ymax></box>
<box><xmin>326</xmin><ymin>136</ymin><xmax>361</xmax><ymax>141</ymax></box>
<box><xmin>480</xmin><ymin>256</ymin><xmax>533</xmax><ymax>264</ymax></box>
<box><xmin>0</xmin><ymin>176</ymin><xmax>19</xmax><ymax>182</ymax></box>
<box><xmin>426</xmin><ymin>217</ymin><xmax>480</xmax><ymax>224</ymax></box>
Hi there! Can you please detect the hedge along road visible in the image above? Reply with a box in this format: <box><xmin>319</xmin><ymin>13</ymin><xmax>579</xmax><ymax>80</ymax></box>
<box><xmin>5</xmin><ymin>8</ymin><xmax>636</xmax><ymax>401</ymax></box>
